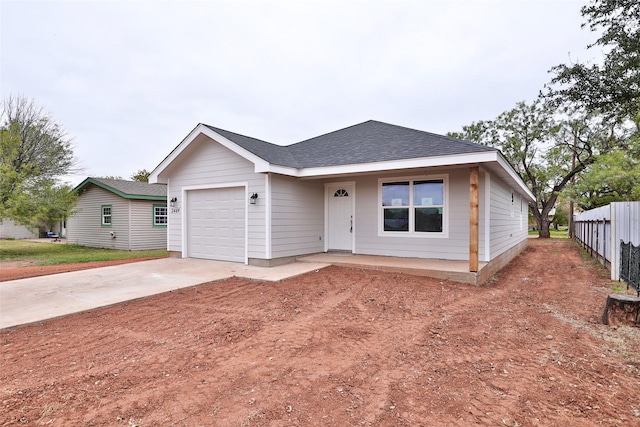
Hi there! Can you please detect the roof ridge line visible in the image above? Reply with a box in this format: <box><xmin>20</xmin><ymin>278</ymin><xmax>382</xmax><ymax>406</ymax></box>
<box><xmin>288</xmin><ymin>120</ymin><xmax>376</xmax><ymax>147</ymax></box>
<box><xmin>203</xmin><ymin>124</ymin><xmax>280</xmax><ymax>147</ymax></box>
<box><xmin>368</xmin><ymin>120</ymin><xmax>497</xmax><ymax>150</ymax></box>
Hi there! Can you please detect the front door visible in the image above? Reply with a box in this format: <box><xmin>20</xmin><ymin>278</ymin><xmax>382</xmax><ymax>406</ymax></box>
<box><xmin>327</xmin><ymin>183</ymin><xmax>354</xmax><ymax>251</ymax></box>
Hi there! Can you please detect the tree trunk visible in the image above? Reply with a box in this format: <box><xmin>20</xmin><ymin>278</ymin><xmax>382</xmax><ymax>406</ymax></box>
<box><xmin>568</xmin><ymin>200</ymin><xmax>574</xmax><ymax>238</ymax></box>
<box><xmin>601</xmin><ymin>294</ymin><xmax>640</xmax><ymax>326</ymax></box>
<box><xmin>538</xmin><ymin>216</ymin><xmax>551</xmax><ymax>238</ymax></box>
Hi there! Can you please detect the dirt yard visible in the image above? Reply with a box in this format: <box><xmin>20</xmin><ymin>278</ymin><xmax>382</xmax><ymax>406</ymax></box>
<box><xmin>1</xmin><ymin>239</ymin><xmax>639</xmax><ymax>426</ymax></box>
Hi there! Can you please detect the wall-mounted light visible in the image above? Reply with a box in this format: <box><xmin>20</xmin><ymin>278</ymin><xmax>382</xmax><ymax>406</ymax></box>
<box><xmin>170</xmin><ymin>197</ymin><xmax>178</xmax><ymax>207</ymax></box>
<box><xmin>249</xmin><ymin>193</ymin><xmax>258</xmax><ymax>205</ymax></box>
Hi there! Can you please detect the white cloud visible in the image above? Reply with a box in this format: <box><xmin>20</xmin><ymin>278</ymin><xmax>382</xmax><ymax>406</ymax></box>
<box><xmin>1</xmin><ymin>0</ymin><xmax>598</xmax><ymax>185</ymax></box>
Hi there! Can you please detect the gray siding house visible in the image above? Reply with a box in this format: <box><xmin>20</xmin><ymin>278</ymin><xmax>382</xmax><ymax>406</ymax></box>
<box><xmin>67</xmin><ymin>178</ymin><xmax>167</xmax><ymax>250</ymax></box>
<box><xmin>150</xmin><ymin>120</ymin><xmax>535</xmax><ymax>283</ymax></box>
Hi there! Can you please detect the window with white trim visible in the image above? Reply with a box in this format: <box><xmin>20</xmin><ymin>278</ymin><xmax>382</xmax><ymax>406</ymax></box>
<box><xmin>101</xmin><ymin>205</ymin><xmax>112</xmax><ymax>227</ymax></box>
<box><xmin>153</xmin><ymin>204</ymin><xmax>168</xmax><ymax>227</ymax></box>
<box><xmin>380</xmin><ymin>176</ymin><xmax>447</xmax><ymax>235</ymax></box>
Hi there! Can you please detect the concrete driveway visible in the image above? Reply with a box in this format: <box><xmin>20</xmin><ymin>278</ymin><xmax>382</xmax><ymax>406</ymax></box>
<box><xmin>0</xmin><ymin>258</ymin><xmax>329</xmax><ymax>330</ymax></box>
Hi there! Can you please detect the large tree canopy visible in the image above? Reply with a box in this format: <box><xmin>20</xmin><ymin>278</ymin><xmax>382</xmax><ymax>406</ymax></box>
<box><xmin>451</xmin><ymin>0</ymin><xmax>640</xmax><ymax>238</ymax></box>
<box><xmin>449</xmin><ymin>100</ymin><xmax>611</xmax><ymax>238</ymax></box>
<box><xmin>130</xmin><ymin>169</ymin><xmax>151</xmax><ymax>182</ymax></box>
<box><xmin>571</xmin><ymin>127</ymin><xmax>640</xmax><ymax>209</ymax></box>
<box><xmin>548</xmin><ymin>0</ymin><xmax>640</xmax><ymax>123</ymax></box>
<box><xmin>0</xmin><ymin>95</ymin><xmax>79</xmax><ymax>226</ymax></box>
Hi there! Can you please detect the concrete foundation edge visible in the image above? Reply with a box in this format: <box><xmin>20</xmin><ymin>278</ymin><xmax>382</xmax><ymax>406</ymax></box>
<box><xmin>476</xmin><ymin>239</ymin><xmax>528</xmax><ymax>285</ymax></box>
<box><xmin>248</xmin><ymin>256</ymin><xmax>299</xmax><ymax>267</ymax></box>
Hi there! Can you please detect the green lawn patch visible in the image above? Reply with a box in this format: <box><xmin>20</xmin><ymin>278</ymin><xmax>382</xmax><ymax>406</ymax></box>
<box><xmin>528</xmin><ymin>227</ymin><xmax>570</xmax><ymax>238</ymax></box>
<box><xmin>0</xmin><ymin>240</ymin><xmax>168</xmax><ymax>265</ymax></box>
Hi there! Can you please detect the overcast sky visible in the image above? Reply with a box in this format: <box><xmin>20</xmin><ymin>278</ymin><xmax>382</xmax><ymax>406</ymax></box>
<box><xmin>2</xmin><ymin>0</ymin><xmax>600</xmax><ymax>186</ymax></box>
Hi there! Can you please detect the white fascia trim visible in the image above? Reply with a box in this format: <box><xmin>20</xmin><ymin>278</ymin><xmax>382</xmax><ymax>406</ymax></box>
<box><xmin>496</xmin><ymin>153</ymin><xmax>536</xmax><ymax>203</ymax></box>
<box><xmin>255</xmin><ymin>163</ymin><xmax>298</xmax><ymax>175</ymax></box>
<box><xmin>150</xmin><ymin>124</ymin><xmax>270</xmax><ymax>184</ymax></box>
<box><xmin>269</xmin><ymin>151</ymin><xmax>500</xmax><ymax>178</ymax></box>
<box><xmin>199</xmin><ymin>127</ymin><xmax>271</xmax><ymax>172</ymax></box>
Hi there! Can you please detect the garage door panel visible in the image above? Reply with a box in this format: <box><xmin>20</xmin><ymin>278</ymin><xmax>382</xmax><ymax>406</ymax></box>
<box><xmin>187</xmin><ymin>187</ymin><xmax>245</xmax><ymax>262</ymax></box>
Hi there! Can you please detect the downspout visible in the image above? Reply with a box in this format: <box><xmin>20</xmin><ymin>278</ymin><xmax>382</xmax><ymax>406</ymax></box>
<box><xmin>128</xmin><ymin>199</ymin><xmax>132</xmax><ymax>251</ymax></box>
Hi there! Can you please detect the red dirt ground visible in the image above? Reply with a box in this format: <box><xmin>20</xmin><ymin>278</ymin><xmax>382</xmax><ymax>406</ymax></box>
<box><xmin>1</xmin><ymin>239</ymin><xmax>639</xmax><ymax>426</ymax></box>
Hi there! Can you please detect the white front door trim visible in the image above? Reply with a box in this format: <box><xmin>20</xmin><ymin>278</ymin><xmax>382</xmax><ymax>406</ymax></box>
<box><xmin>324</xmin><ymin>181</ymin><xmax>355</xmax><ymax>252</ymax></box>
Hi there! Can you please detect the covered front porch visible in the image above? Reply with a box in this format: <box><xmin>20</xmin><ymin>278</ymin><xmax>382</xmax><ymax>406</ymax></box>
<box><xmin>297</xmin><ymin>237</ymin><xmax>527</xmax><ymax>286</ymax></box>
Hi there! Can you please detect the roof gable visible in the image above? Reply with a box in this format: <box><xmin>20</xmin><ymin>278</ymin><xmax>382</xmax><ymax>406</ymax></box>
<box><xmin>74</xmin><ymin>177</ymin><xmax>166</xmax><ymax>201</ymax></box>
<box><xmin>150</xmin><ymin>120</ymin><xmax>534</xmax><ymax>202</ymax></box>
<box><xmin>203</xmin><ymin>125</ymin><xmax>298</xmax><ymax>167</ymax></box>
<box><xmin>203</xmin><ymin>120</ymin><xmax>497</xmax><ymax>169</ymax></box>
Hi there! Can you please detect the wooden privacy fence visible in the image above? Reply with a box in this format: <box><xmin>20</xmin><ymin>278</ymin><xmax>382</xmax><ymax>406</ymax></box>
<box><xmin>574</xmin><ymin>202</ymin><xmax>640</xmax><ymax>284</ymax></box>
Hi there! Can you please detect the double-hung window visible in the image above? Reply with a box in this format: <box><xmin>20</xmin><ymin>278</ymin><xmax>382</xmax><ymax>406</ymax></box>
<box><xmin>380</xmin><ymin>176</ymin><xmax>447</xmax><ymax>236</ymax></box>
<box><xmin>153</xmin><ymin>204</ymin><xmax>168</xmax><ymax>227</ymax></box>
<box><xmin>101</xmin><ymin>205</ymin><xmax>112</xmax><ymax>227</ymax></box>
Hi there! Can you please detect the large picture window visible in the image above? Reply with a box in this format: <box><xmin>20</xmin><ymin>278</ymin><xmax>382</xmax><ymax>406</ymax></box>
<box><xmin>380</xmin><ymin>176</ymin><xmax>447</xmax><ymax>236</ymax></box>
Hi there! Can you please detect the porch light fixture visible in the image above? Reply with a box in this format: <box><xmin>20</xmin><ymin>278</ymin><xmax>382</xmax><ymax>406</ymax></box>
<box><xmin>170</xmin><ymin>197</ymin><xmax>178</xmax><ymax>207</ymax></box>
<box><xmin>250</xmin><ymin>193</ymin><xmax>258</xmax><ymax>204</ymax></box>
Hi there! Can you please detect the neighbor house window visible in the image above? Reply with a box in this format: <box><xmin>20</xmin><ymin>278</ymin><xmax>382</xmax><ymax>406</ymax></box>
<box><xmin>101</xmin><ymin>205</ymin><xmax>112</xmax><ymax>227</ymax></box>
<box><xmin>153</xmin><ymin>204</ymin><xmax>168</xmax><ymax>227</ymax></box>
<box><xmin>379</xmin><ymin>176</ymin><xmax>447</xmax><ymax>236</ymax></box>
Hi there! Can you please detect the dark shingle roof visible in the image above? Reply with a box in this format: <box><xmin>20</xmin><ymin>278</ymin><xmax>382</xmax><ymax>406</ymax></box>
<box><xmin>204</xmin><ymin>125</ymin><xmax>298</xmax><ymax>166</ymax></box>
<box><xmin>75</xmin><ymin>177</ymin><xmax>166</xmax><ymax>200</ymax></box>
<box><xmin>204</xmin><ymin>120</ymin><xmax>496</xmax><ymax>169</ymax></box>
<box><xmin>288</xmin><ymin>120</ymin><xmax>497</xmax><ymax>168</ymax></box>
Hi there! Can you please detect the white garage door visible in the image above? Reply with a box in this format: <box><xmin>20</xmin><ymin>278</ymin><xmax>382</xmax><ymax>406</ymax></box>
<box><xmin>187</xmin><ymin>187</ymin><xmax>245</xmax><ymax>262</ymax></box>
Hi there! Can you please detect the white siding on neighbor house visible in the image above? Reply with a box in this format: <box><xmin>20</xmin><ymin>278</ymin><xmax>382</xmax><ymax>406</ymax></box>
<box><xmin>489</xmin><ymin>175</ymin><xmax>528</xmax><ymax>258</ymax></box>
<box><xmin>161</xmin><ymin>134</ymin><xmax>266</xmax><ymax>259</ymax></box>
<box><xmin>0</xmin><ymin>219</ymin><xmax>39</xmax><ymax>239</ymax></box>
<box><xmin>270</xmin><ymin>174</ymin><xmax>324</xmax><ymax>258</ymax></box>
<box><xmin>67</xmin><ymin>186</ymin><xmax>166</xmax><ymax>250</ymax></box>
<box><xmin>129</xmin><ymin>200</ymin><xmax>168</xmax><ymax>251</ymax></box>
<box><xmin>67</xmin><ymin>186</ymin><xmax>130</xmax><ymax>250</ymax></box>
<box><xmin>322</xmin><ymin>168</ymin><xmax>487</xmax><ymax>261</ymax></box>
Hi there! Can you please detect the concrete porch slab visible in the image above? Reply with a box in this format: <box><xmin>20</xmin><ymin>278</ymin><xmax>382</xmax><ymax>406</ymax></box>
<box><xmin>297</xmin><ymin>253</ymin><xmax>487</xmax><ymax>284</ymax></box>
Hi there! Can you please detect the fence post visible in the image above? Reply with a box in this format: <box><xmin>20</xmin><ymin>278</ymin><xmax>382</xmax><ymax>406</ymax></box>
<box><xmin>611</xmin><ymin>204</ymin><xmax>617</xmax><ymax>280</ymax></box>
<box><xmin>596</xmin><ymin>220</ymin><xmax>600</xmax><ymax>264</ymax></box>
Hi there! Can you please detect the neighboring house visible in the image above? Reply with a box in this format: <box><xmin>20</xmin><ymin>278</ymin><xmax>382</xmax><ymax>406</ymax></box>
<box><xmin>0</xmin><ymin>219</ymin><xmax>64</xmax><ymax>239</ymax></box>
<box><xmin>67</xmin><ymin>178</ymin><xmax>167</xmax><ymax>250</ymax></box>
<box><xmin>150</xmin><ymin>120</ymin><xmax>535</xmax><ymax>283</ymax></box>
<box><xmin>0</xmin><ymin>219</ymin><xmax>39</xmax><ymax>239</ymax></box>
